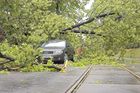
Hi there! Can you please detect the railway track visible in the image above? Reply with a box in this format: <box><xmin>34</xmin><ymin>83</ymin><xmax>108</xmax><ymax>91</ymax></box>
<box><xmin>65</xmin><ymin>65</ymin><xmax>140</xmax><ymax>93</ymax></box>
<box><xmin>121</xmin><ymin>66</ymin><xmax>140</xmax><ymax>80</ymax></box>
<box><xmin>65</xmin><ymin>65</ymin><xmax>92</xmax><ymax>93</ymax></box>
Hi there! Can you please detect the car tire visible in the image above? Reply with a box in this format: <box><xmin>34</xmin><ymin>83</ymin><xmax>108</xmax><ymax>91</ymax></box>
<box><xmin>70</xmin><ymin>57</ymin><xmax>74</xmax><ymax>62</ymax></box>
<box><xmin>43</xmin><ymin>59</ymin><xmax>48</xmax><ymax>64</ymax></box>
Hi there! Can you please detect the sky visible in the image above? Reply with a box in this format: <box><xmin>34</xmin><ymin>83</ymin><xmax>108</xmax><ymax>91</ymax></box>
<box><xmin>85</xmin><ymin>0</ymin><xmax>94</xmax><ymax>10</ymax></box>
<box><xmin>76</xmin><ymin>0</ymin><xmax>95</xmax><ymax>22</ymax></box>
<box><xmin>80</xmin><ymin>0</ymin><xmax>94</xmax><ymax>21</ymax></box>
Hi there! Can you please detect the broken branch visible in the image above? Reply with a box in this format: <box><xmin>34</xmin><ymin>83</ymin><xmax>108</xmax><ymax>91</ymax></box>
<box><xmin>62</xmin><ymin>12</ymin><xmax>115</xmax><ymax>31</ymax></box>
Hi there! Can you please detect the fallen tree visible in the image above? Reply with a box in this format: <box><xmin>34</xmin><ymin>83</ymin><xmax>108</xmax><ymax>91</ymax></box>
<box><xmin>62</xmin><ymin>12</ymin><xmax>115</xmax><ymax>31</ymax></box>
<box><xmin>0</xmin><ymin>27</ymin><xmax>15</xmax><ymax>64</ymax></box>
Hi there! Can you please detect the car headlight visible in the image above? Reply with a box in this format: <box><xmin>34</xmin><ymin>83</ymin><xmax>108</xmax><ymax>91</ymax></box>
<box><xmin>55</xmin><ymin>50</ymin><xmax>63</xmax><ymax>54</ymax></box>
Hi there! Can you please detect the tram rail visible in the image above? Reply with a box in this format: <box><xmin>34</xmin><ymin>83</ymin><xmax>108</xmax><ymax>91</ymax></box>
<box><xmin>122</xmin><ymin>66</ymin><xmax>140</xmax><ymax>80</ymax></box>
<box><xmin>65</xmin><ymin>64</ymin><xmax>140</xmax><ymax>93</ymax></box>
<box><xmin>65</xmin><ymin>65</ymin><xmax>92</xmax><ymax>93</ymax></box>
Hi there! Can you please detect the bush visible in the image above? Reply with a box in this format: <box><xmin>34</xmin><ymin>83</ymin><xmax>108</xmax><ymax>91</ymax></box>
<box><xmin>0</xmin><ymin>41</ymin><xmax>42</xmax><ymax>71</ymax></box>
<box><xmin>72</xmin><ymin>53</ymin><xmax>120</xmax><ymax>67</ymax></box>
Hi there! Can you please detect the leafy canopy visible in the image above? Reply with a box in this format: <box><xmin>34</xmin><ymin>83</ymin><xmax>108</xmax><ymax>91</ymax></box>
<box><xmin>0</xmin><ymin>0</ymin><xmax>139</xmax><ymax>71</ymax></box>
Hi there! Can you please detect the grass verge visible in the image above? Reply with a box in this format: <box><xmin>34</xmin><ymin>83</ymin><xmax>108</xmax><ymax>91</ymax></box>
<box><xmin>124</xmin><ymin>48</ymin><xmax>140</xmax><ymax>58</ymax></box>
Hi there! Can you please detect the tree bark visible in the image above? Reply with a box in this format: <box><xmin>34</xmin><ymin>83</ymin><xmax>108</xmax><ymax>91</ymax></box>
<box><xmin>0</xmin><ymin>27</ymin><xmax>5</xmax><ymax>42</ymax></box>
<box><xmin>62</xmin><ymin>12</ymin><xmax>115</xmax><ymax>31</ymax></box>
<box><xmin>55</xmin><ymin>0</ymin><xmax>60</xmax><ymax>14</ymax></box>
<box><xmin>0</xmin><ymin>53</ymin><xmax>15</xmax><ymax>62</ymax></box>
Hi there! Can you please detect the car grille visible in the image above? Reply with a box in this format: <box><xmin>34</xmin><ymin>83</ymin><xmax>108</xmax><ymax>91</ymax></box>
<box><xmin>43</xmin><ymin>51</ymin><xmax>54</xmax><ymax>54</ymax></box>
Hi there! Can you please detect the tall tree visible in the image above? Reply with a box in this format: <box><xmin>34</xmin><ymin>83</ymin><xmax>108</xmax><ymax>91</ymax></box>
<box><xmin>78</xmin><ymin>0</ymin><xmax>140</xmax><ymax>55</ymax></box>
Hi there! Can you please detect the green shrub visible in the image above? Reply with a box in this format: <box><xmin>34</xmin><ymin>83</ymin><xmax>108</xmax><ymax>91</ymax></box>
<box><xmin>72</xmin><ymin>54</ymin><xmax>120</xmax><ymax>67</ymax></box>
<box><xmin>0</xmin><ymin>41</ymin><xmax>42</xmax><ymax>71</ymax></box>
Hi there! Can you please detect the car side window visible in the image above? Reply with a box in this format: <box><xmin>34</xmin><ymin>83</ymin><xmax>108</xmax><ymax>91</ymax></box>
<box><xmin>66</xmin><ymin>43</ymin><xmax>70</xmax><ymax>47</ymax></box>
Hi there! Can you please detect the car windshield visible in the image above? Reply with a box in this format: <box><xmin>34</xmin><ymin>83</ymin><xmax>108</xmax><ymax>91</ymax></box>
<box><xmin>42</xmin><ymin>41</ymin><xmax>66</xmax><ymax>48</ymax></box>
<box><xmin>43</xmin><ymin>47</ymin><xmax>64</xmax><ymax>49</ymax></box>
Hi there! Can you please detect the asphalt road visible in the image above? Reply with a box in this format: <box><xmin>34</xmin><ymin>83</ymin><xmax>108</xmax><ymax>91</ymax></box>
<box><xmin>119</xmin><ymin>57</ymin><xmax>140</xmax><ymax>76</ymax></box>
<box><xmin>0</xmin><ymin>63</ymin><xmax>140</xmax><ymax>93</ymax></box>
<box><xmin>76</xmin><ymin>66</ymin><xmax>140</xmax><ymax>93</ymax></box>
<box><xmin>0</xmin><ymin>67</ymin><xmax>86</xmax><ymax>93</ymax></box>
<box><xmin>126</xmin><ymin>63</ymin><xmax>140</xmax><ymax>76</ymax></box>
